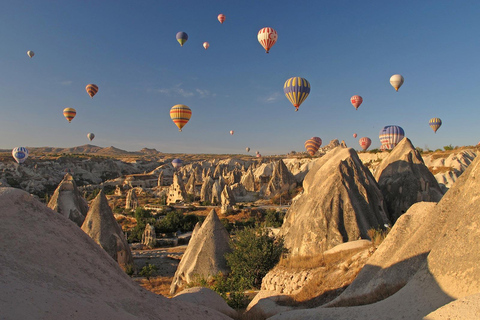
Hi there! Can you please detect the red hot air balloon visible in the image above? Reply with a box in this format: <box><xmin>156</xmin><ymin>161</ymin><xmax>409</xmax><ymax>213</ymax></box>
<box><xmin>257</xmin><ymin>27</ymin><xmax>278</xmax><ymax>53</ymax></box>
<box><xmin>359</xmin><ymin>137</ymin><xmax>372</xmax><ymax>151</ymax></box>
<box><xmin>218</xmin><ymin>14</ymin><xmax>225</xmax><ymax>24</ymax></box>
<box><xmin>353</xmin><ymin>133</ymin><xmax>357</xmax><ymax>138</ymax></box>
<box><xmin>351</xmin><ymin>95</ymin><xmax>363</xmax><ymax>110</ymax></box>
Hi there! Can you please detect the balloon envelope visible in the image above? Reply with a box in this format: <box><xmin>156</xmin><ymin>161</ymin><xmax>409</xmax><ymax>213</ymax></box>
<box><xmin>170</xmin><ymin>104</ymin><xmax>192</xmax><ymax>131</ymax></box>
<box><xmin>176</xmin><ymin>32</ymin><xmax>188</xmax><ymax>46</ymax></box>
<box><xmin>203</xmin><ymin>42</ymin><xmax>209</xmax><ymax>49</ymax></box>
<box><xmin>256</xmin><ymin>154</ymin><xmax>261</xmax><ymax>158</ymax></box>
<box><xmin>246</xmin><ymin>147</ymin><xmax>250</xmax><ymax>152</ymax></box>
<box><xmin>86</xmin><ymin>84</ymin><xmax>98</xmax><ymax>98</ymax></box>
<box><xmin>429</xmin><ymin>118</ymin><xmax>442</xmax><ymax>133</ymax></box>
<box><xmin>27</xmin><ymin>50</ymin><xmax>34</xmax><ymax>58</ymax></box>
<box><xmin>351</xmin><ymin>95</ymin><xmax>363</xmax><ymax>110</ymax></box>
<box><xmin>390</xmin><ymin>74</ymin><xmax>404</xmax><ymax>92</ymax></box>
<box><xmin>63</xmin><ymin>108</ymin><xmax>76</xmax><ymax>123</ymax></box>
<box><xmin>257</xmin><ymin>27</ymin><xmax>277</xmax><ymax>53</ymax></box>
<box><xmin>359</xmin><ymin>137</ymin><xmax>372</xmax><ymax>151</ymax></box>
<box><xmin>230</xmin><ymin>130</ymin><xmax>234</xmax><ymax>135</ymax></box>
<box><xmin>218</xmin><ymin>14</ymin><xmax>225</xmax><ymax>24</ymax></box>
<box><xmin>353</xmin><ymin>133</ymin><xmax>357</xmax><ymax>138</ymax></box>
<box><xmin>172</xmin><ymin>158</ymin><xmax>182</xmax><ymax>169</ymax></box>
<box><xmin>304</xmin><ymin>137</ymin><xmax>322</xmax><ymax>156</ymax></box>
<box><xmin>379</xmin><ymin>125</ymin><xmax>405</xmax><ymax>150</ymax></box>
<box><xmin>12</xmin><ymin>147</ymin><xmax>28</xmax><ymax>164</ymax></box>
<box><xmin>284</xmin><ymin>77</ymin><xmax>310</xmax><ymax>111</ymax></box>
<box><xmin>87</xmin><ymin>133</ymin><xmax>95</xmax><ymax>141</ymax></box>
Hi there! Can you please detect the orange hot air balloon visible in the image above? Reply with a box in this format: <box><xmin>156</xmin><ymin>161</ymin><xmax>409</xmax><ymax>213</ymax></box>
<box><xmin>63</xmin><ymin>108</ymin><xmax>76</xmax><ymax>123</ymax></box>
<box><xmin>257</xmin><ymin>27</ymin><xmax>278</xmax><ymax>53</ymax></box>
<box><xmin>218</xmin><ymin>14</ymin><xmax>225</xmax><ymax>24</ymax></box>
<box><xmin>353</xmin><ymin>133</ymin><xmax>357</xmax><ymax>138</ymax></box>
<box><xmin>304</xmin><ymin>137</ymin><xmax>322</xmax><ymax>156</ymax></box>
<box><xmin>170</xmin><ymin>104</ymin><xmax>192</xmax><ymax>131</ymax></box>
<box><xmin>86</xmin><ymin>84</ymin><xmax>98</xmax><ymax>98</ymax></box>
<box><xmin>351</xmin><ymin>95</ymin><xmax>363</xmax><ymax>110</ymax></box>
<box><xmin>203</xmin><ymin>42</ymin><xmax>209</xmax><ymax>50</ymax></box>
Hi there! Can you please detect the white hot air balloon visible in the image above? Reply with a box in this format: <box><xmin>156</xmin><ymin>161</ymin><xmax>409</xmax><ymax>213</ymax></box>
<box><xmin>246</xmin><ymin>147</ymin><xmax>250</xmax><ymax>152</ymax></box>
<box><xmin>27</xmin><ymin>50</ymin><xmax>34</xmax><ymax>58</ymax></box>
<box><xmin>390</xmin><ymin>74</ymin><xmax>404</xmax><ymax>92</ymax></box>
<box><xmin>203</xmin><ymin>42</ymin><xmax>209</xmax><ymax>50</ymax></box>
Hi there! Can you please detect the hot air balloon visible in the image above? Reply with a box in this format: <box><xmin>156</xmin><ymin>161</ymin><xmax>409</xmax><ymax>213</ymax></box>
<box><xmin>390</xmin><ymin>74</ymin><xmax>404</xmax><ymax>92</ymax></box>
<box><xmin>170</xmin><ymin>104</ymin><xmax>192</xmax><ymax>131</ymax></box>
<box><xmin>87</xmin><ymin>133</ymin><xmax>95</xmax><ymax>141</ymax></box>
<box><xmin>63</xmin><ymin>108</ymin><xmax>76</xmax><ymax>123</ymax></box>
<box><xmin>257</xmin><ymin>27</ymin><xmax>277</xmax><ymax>53</ymax></box>
<box><xmin>172</xmin><ymin>158</ymin><xmax>182</xmax><ymax>169</ymax></box>
<box><xmin>359</xmin><ymin>137</ymin><xmax>372</xmax><ymax>151</ymax></box>
<box><xmin>351</xmin><ymin>95</ymin><xmax>363</xmax><ymax>110</ymax></box>
<box><xmin>379</xmin><ymin>125</ymin><xmax>405</xmax><ymax>150</ymax></box>
<box><xmin>230</xmin><ymin>130</ymin><xmax>234</xmax><ymax>135</ymax></box>
<box><xmin>176</xmin><ymin>32</ymin><xmax>188</xmax><ymax>46</ymax></box>
<box><xmin>12</xmin><ymin>147</ymin><xmax>29</xmax><ymax>164</ymax></box>
<box><xmin>255</xmin><ymin>150</ymin><xmax>260</xmax><ymax>155</ymax></box>
<box><xmin>304</xmin><ymin>137</ymin><xmax>322</xmax><ymax>156</ymax></box>
<box><xmin>27</xmin><ymin>50</ymin><xmax>34</xmax><ymax>58</ymax></box>
<box><xmin>203</xmin><ymin>42</ymin><xmax>209</xmax><ymax>50</ymax></box>
<box><xmin>256</xmin><ymin>153</ymin><xmax>262</xmax><ymax>158</ymax></box>
<box><xmin>246</xmin><ymin>147</ymin><xmax>250</xmax><ymax>152</ymax></box>
<box><xmin>353</xmin><ymin>133</ymin><xmax>357</xmax><ymax>138</ymax></box>
<box><xmin>284</xmin><ymin>77</ymin><xmax>310</xmax><ymax>112</ymax></box>
<box><xmin>86</xmin><ymin>84</ymin><xmax>98</xmax><ymax>98</ymax></box>
<box><xmin>218</xmin><ymin>14</ymin><xmax>225</xmax><ymax>24</ymax></box>
<box><xmin>429</xmin><ymin>118</ymin><xmax>442</xmax><ymax>133</ymax></box>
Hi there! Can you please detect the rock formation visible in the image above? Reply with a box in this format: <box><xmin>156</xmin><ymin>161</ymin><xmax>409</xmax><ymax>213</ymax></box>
<box><xmin>157</xmin><ymin>170</ymin><xmax>164</xmax><ymax>186</ymax></box>
<box><xmin>280</xmin><ymin>147</ymin><xmax>390</xmax><ymax>256</ymax></box>
<box><xmin>211</xmin><ymin>177</ymin><xmax>225</xmax><ymax>204</ymax></box>
<box><xmin>185</xmin><ymin>173</ymin><xmax>196</xmax><ymax>195</ymax></box>
<box><xmin>172</xmin><ymin>287</ymin><xmax>238</xmax><ymax>319</ymax></box>
<box><xmin>142</xmin><ymin>223</ymin><xmax>156</xmax><ymax>248</ymax></box>
<box><xmin>81</xmin><ymin>190</ymin><xmax>134</xmax><ymax>270</ymax></box>
<box><xmin>47</xmin><ymin>173</ymin><xmax>89</xmax><ymax>227</ymax></box>
<box><xmin>240</xmin><ymin>166</ymin><xmax>256</xmax><ymax>192</ymax></box>
<box><xmin>374</xmin><ymin>137</ymin><xmax>443</xmax><ymax>222</ymax></box>
<box><xmin>200</xmin><ymin>176</ymin><xmax>214</xmax><ymax>203</ymax></box>
<box><xmin>114</xmin><ymin>185</ymin><xmax>122</xmax><ymax>196</ymax></box>
<box><xmin>170</xmin><ymin>209</ymin><xmax>231</xmax><ymax>295</ymax></box>
<box><xmin>0</xmin><ymin>187</ymin><xmax>230</xmax><ymax>320</ymax></box>
<box><xmin>264</xmin><ymin>159</ymin><xmax>296</xmax><ymax>197</ymax></box>
<box><xmin>125</xmin><ymin>188</ymin><xmax>138</xmax><ymax>210</ymax></box>
<box><xmin>167</xmin><ymin>172</ymin><xmax>187</xmax><ymax>204</ymax></box>
<box><xmin>220</xmin><ymin>185</ymin><xmax>236</xmax><ymax>214</ymax></box>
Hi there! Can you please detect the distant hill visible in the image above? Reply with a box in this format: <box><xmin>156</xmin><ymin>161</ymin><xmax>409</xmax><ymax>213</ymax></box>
<box><xmin>0</xmin><ymin>145</ymin><xmax>162</xmax><ymax>156</ymax></box>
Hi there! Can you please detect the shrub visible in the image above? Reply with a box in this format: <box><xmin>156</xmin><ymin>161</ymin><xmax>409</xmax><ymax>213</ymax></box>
<box><xmin>140</xmin><ymin>263</ymin><xmax>158</xmax><ymax>284</ymax></box>
<box><xmin>443</xmin><ymin>144</ymin><xmax>454</xmax><ymax>151</ymax></box>
<box><xmin>125</xmin><ymin>264</ymin><xmax>135</xmax><ymax>277</ymax></box>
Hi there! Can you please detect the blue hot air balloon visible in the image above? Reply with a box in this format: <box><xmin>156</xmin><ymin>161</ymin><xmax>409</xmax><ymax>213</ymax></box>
<box><xmin>176</xmin><ymin>32</ymin><xmax>188</xmax><ymax>46</ymax></box>
<box><xmin>12</xmin><ymin>147</ymin><xmax>29</xmax><ymax>164</ymax></box>
<box><xmin>284</xmin><ymin>77</ymin><xmax>310</xmax><ymax>112</ymax></box>
<box><xmin>172</xmin><ymin>158</ymin><xmax>183</xmax><ymax>169</ymax></box>
<box><xmin>379</xmin><ymin>125</ymin><xmax>405</xmax><ymax>150</ymax></box>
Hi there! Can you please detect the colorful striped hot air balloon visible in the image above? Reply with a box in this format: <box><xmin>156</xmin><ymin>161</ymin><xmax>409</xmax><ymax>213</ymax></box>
<box><xmin>429</xmin><ymin>118</ymin><xmax>442</xmax><ymax>133</ymax></box>
<box><xmin>284</xmin><ymin>77</ymin><xmax>310</xmax><ymax>112</ymax></box>
<box><xmin>218</xmin><ymin>14</ymin><xmax>225</xmax><ymax>24</ymax></box>
<box><xmin>27</xmin><ymin>50</ymin><xmax>34</xmax><ymax>58</ymax></box>
<box><xmin>12</xmin><ymin>147</ymin><xmax>29</xmax><ymax>164</ymax></box>
<box><xmin>304</xmin><ymin>137</ymin><xmax>322</xmax><ymax>156</ymax></box>
<box><xmin>86</xmin><ymin>84</ymin><xmax>98</xmax><ymax>98</ymax></box>
<box><xmin>379</xmin><ymin>125</ymin><xmax>405</xmax><ymax>150</ymax></box>
<box><xmin>203</xmin><ymin>42</ymin><xmax>209</xmax><ymax>50</ymax></box>
<box><xmin>176</xmin><ymin>32</ymin><xmax>188</xmax><ymax>46</ymax></box>
<box><xmin>359</xmin><ymin>137</ymin><xmax>372</xmax><ymax>151</ymax></box>
<box><xmin>63</xmin><ymin>108</ymin><xmax>76</xmax><ymax>123</ymax></box>
<box><xmin>257</xmin><ymin>27</ymin><xmax>277</xmax><ymax>53</ymax></box>
<box><xmin>351</xmin><ymin>95</ymin><xmax>363</xmax><ymax>110</ymax></box>
<box><xmin>172</xmin><ymin>158</ymin><xmax>183</xmax><ymax>169</ymax></box>
<box><xmin>390</xmin><ymin>74</ymin><xmax>404</xmax><ymax>92</ymax></box>
<box><xmin>170</xmin><ymin>104</ymin><xmax>192</xmax><ymax>131</ymax></box>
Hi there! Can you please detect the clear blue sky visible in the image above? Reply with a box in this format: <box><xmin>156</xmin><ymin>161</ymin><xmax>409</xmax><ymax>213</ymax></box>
<box><xmin>1</xmin><ymin>0</ymin><xmax>479</xmax><ymax>155</ymax></box>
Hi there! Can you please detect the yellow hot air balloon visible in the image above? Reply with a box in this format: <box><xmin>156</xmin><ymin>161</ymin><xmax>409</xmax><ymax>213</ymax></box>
<box><xmin>63</xmin><ymin>108</ymin><xmax>76</xmax><ymax>123</ymax></box>
<box><xmin>170</xmin><ymin>104</ymin><xmax>192</xmax><ymax>131</ymax></box>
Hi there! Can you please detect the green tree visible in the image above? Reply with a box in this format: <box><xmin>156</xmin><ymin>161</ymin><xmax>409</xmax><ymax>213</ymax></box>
<box><xmin>139</xmin><ymin>263</ymin><xmax>158</xmax><ymax>284</ymax></box>
<box><xmin>225</xmin><ymin>226</ymin><xmax>286</xmax><ymax>289</ymax></box>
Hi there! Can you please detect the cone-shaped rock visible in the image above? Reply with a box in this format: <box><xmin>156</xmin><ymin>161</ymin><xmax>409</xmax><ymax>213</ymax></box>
<box><xmin>170</xmin><ymin>209</ymin><xmax>231</xmax><ymax>295</ymax></box>
<box><xmin>374</xmin><ymin>137</ymin><xmax>443</xmax><ymax>222</ymax></box>
<box><xmin>142</xmin><ymin>223</ymin><xmax>156</xmax><ymax>248</ymax></box>
<box><xmin>264</xmin><ymin>159</ymin><xmax>296</xmax><ymax>197</ymax></box>
<box><xmin>125</xmin><ymin>188</ymin><xmax>138</xmax><ymax>210</ymax></box>
<box><xmin>200</xmin><ymin>176</ymin><xmax>214</xmax><ymax>203</ymax></box>
<box><xmin>240</xmin><ymin>166</ymin><xmax>256</xmax><ymax>192</ymax></box>
<box><xmin>48</xmin><ymin>173</ymin><xmax>88</xmax><ymax>227</ymax></box>
<box><xmin>167</xmin><ymin>172</ymin><xmax>187</xmax><ymax>204</ymax></box>
<box><xmin>211</xmin><ymin>177</ymin><xmax>225</xmax><ymax>204</ymax></box>
<box><xmin>0</xmin><ymin>187</ymin><xmax>231</xmax><ymax>319</ymax></box>
<box><xmin>221</xmin><ymin>185</ymin><xmax>236</xmax><ymax>214</ymax></box>
<box><xmin>81</xmin><ymin>190</ymin><xmax>134</xmax><ymax>270</ymax></box>
<box><xmin>280</xmin><ymin>147</ymin><xmax>390</xmax><ymax>257</ymax></box>
<box><xmin>185</xmin><ymin>173</ymin><xmax>196</xmax><ymax>195</ymax></box>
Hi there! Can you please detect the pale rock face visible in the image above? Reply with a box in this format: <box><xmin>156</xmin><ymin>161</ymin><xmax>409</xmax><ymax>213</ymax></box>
<box><xmin>240</xmin><ymin>166</ymin><xmax>256</xmax><ymax>192</ymax></box>
<box><xmin>81</xmin><ymin>190</ymin><xmax>134</xmax><ymax>270</ymax></box>
<box><xmin>200</xmin><ymin>176</ymin><xmax>214</xmax><ymax>202</ymax></box>
<box><xmin>125</xmin><ymin>188</ymin><xmax>138</xmax><ymax>210</ymax></box>
<box><xmin>185</xmin><ymin>173</ymin><xmax>196</xmax><ymax>195</ymax></box>
<box><xmin>280</xmin><ymin>147</ymin><xmax>390</xmax><ymax>257</ymax></box>
<box><xmin>170</xmin><ymin>209</ymin><xmax>231</xmax><ymax>294</ymax></box>
<box><xmin>47</xmin><ymin>173</ymin><xmax>89</xmax><ymax>227</ymax></box>
<box><xmin>167</xmin><ymin>172</ymin><xmax>187</xmax><ymax>204</ymax></box>
<box><xmin>264</xmin><ymin>159</ymin><xmax>297</xmax><ymax>197</ymax></box>
<box><xmin>142</xmin><ymin>223</ymin><xmax>156</xmax><ymax>248</ymax></box>
<box><xmin>211</xmin><ymin>177</ymin><xmax>225</xmax><ymax>205</ymax></box>
<box><xmin>157</xmin><ymin>170</ymin><xmax>164</xmax><ymax>186</ymax></box>
<box><xmin>172</xmin><ymin>287</ymin><xmax>238</xmax><ymax>319</ymax></box>
<box><xmin>374</xmin><ymin>138</ymin><xmax>443</xmax><ymax>222</ymax></box>
<box><xmin>220</xmin><ymin>185</ymin><xmax>236</xmax><ymax>214</ymax></box>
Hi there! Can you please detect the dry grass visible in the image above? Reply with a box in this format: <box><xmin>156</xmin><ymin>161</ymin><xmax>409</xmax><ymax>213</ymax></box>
<box><xmin>428</xmin><ymin>166</ymin><xmax>454</xmax><ymax>175</ymax></box>
<box><xmin>327</xmin><ymin>282</ymin><xmax>406</xmax><ymax>307</ymax></box>
<box><xmin>367</xmin><ymin>228</ymin><xmax>390</xmax><ymax>247</ymax></box>
<box><xmin>136</xmin><ymin>276</ymin><xmax>174</xmax><ymax>297</ymax></box>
